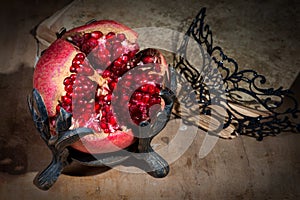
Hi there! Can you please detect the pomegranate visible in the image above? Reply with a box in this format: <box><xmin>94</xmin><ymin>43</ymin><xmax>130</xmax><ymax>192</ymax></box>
<box><xmin>33</xmin><ymin>20</ymin><xmax>169</xmax><ymax>154</ymax></box>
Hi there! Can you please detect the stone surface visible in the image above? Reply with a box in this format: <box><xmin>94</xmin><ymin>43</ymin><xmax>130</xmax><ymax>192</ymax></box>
<box><xmin>35</xmin><ymin>0</ymin><xmax>299</xmax><ymax>89</ymax></box>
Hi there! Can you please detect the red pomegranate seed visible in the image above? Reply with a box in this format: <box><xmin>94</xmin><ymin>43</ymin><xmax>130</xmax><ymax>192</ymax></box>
<box><xmin>72</xmin><ymin>92</ymin><xmax>78</xmax><ymax>99</ymax></box>
<box><xmin>87</xmin><ymin>38</ymin><xmax>98</xmax><ymax>48</ymax></box>
<box><xmin>134</xmin><ymin>92</ymin><xmax>142</xmax><ymax>100</ymax></box>
<box><xmin>93</xmin><ymin>51</ymin><xmax>110</xmax><ymax>69</ymax></box>
<box><xmin>113</xmin><ymin>47</ymin><xmax>124</xmax><ymax>59</ymax></box>
<box><xmin>95</xmin><ymin>104</ymin><xmax>101</xmax><ymax>112</ymax></box>
<box><xmin>124</xmin><ymin>80</ymin><xmax>131</xmax><ymax>87</ymax></box>
<box><xmin>83</xmin><ymin>84</ymin><xmax>89</xmax><ymax>90</ymax></box>
<box><xmin>121</xmin><ymin>54</ymin><xmax>129</xmax><ymax>63</ymax></box>
<box><xmin>72</xmin><ymin>59</ymin><xmax>82</xmax><ymax>68</ymax></box>
<box><xmin>70</xmin><ymin>66</ymin><xmax>77</xmax><ymax>73</ymax></box>
<box><xmin>74</xmin><ymin>85</ymin><xmax>82</xmax><ymax>92</ymax></box>
<box><xmin>102</xmin><ymin>70</ymin><xmax>111</xmax><ymax>78</ymax></box>
<box><xmin>63</xmin><ymin>77</ymin><xmax>72</xmax><ymax>86</ymax></box>
<box><xmin>114</xmin><ymin>58</ymin><xmax>123</xmax><ymax>68</ymax></box>
<box><xmin>80</xmin><ymin>107</ymin><xmax>86</xmax><ymax>112</ymax></box>
<box><xmin>117</xmin><ymin>33</ymin><xmax>126</xmax><ymax>41</ymax></box>
<box><xmin>113</xmin><ymin>41</ymin><xmax>122</xmax><ymax>50</ymax></box>
<box><xmin>71</xmin><ymin>34</ymin><xmax>84</xmax><ymax>47</ymax></box>
<box><xmin>103</xmin><ymin>128</ymin><xmax>109</xmax><ymax>133</ymax></box>
<box><xmin>70</xmin><ymin>74</ymin><xmax>77</xmax><ymax>82</ymax></box>
<box><xmin>142</xmin><ymin>55</ymin><xmax>155</xmax><ymax>64</ymax></box>
<box><xmin>100</xmin><ymin>121</ymin><xmax>108</xmax><ymax>129</ymax></box>
<box><xmin>155</xmin><ymin>87</ymin><xmax>160</xmax><ymax>93</ymax></box>
<box><xmin>105</xmin><ymin>41</ymin><xmax>112</xmax><ymax>50</ymax></box>
<box><xmin>81</xmin><ymin>44</ymin><xmax>91</xmax><ymax>54</ymax></box>
<box><xmin>82</xmin><ymin>66</ymin><xmax>94</xmax><ymax>76</ymax></box>
<box><xmin>66</xmin><ymin>92</ymin><xmax>73</xmax><ymax>98</ymax></box>
<box><xmin>76</xmin><ymin>67</ymin><xmax>84</xmax><ymax>74</ymax></box>
<box><xmin>140</xmin><ymin>85</ymin><xmax>148</xmax><ymax>92</ymax></box>
<box><xmin>77</xmin><ymin>99</ymin><xmax>84</xmax><ymax>105</ymax></box>
<box><xmin>86</xmin><ymin>103</ymin><xmax>93</xmax><ymax>110</ymax></box>
<box><xmin>98</xmin><ymin>54</ymin><xmax>110</xmax><ymax>67</ymax></box>
<box><xmin>155</xmin><ymin>97</ymin><xmax>161</xmax><ymax>104</ymax></box>
<box><xmin>128</xmin><ymin>51</ymin><xmax>136</xmax><ymax>58</ymax></box>
<box><xmin>109</xmin><ymin>116</ymin><xmax>117</xmax><ymax>125</ymax></box>
<box><xmin>83</xmin><ymin>33</ymin><xmax>91</xmax><ymax>40</ymax></box>
<box><xmin>56</xmin><ymin>105</ymin><xmax>61</xmax><ymax>113</ymax></box>
<box><xmin>142</xmin><ymin>94</ymin><xmax>150</xmax><ymax>103</ymax></box>
<box><xmin>106</xmin><ymin>32</ymin><xmax>115</xmax><ymax>40</ymax></box>
<box><xmin>123</xmin><ymin>95</ymin><xmax>129</xmax><ymax>102</ymax></box>
<box><xmin>103</xmin><ymin>105</ymin><xmax>110</xmax><ymax>113</ymax></box>
<box><xmin>78</xmin><ymin>92</ymin><xmax>86</xmax><ymax>99</ymax></box>
<box><xmin>63</xmin><ymin>105</ymin><xmax>72</xmax><ymax>113</ymax></box>
<box><xmin>149</xmin><ymin>96</ymin><xmax>161</xmax><ymax>105</ymax></box>
<box><xmin>91</xmin><ymin>31</ymin><xmax>103</xmax><ymax>39</ymax></box>
<box><xmin>126</xmin><ymin>73</ymin><xmax>133</xmax><ymax>80</ymax></box>
<box><xmin>102</xmin><ymin>110</ymin><xmax>107</xmax><ymax>117</ymax></box>
<box><xmin>104</xmin><ymin>94</ymin><xmax>112</xmax><ymax>102</ymax></box>
<box><xmin>141</xmin><ymin>113</ymin><xmax>148</xmax><ymax>121</ymax></box>
<box><xmin>147</xmin><ymin>85</ymin><xmax>156</xmax><ymax>94</ymax></box>
<box><xmin>65</xmin><ymin>84</ymin><xmax>73</xmax><ymax>93</ymax></box>
<box><xmin>109</xmin><ymin>81</ymin><xmax>117</xmax><ymax>90</ymax></box>
<box><xmin>82</xmin><ymin>113</ymin><xmax>90</xmax><ymax>121</ymax></box>
<box><xmin>75</xmin><ymin>53</ymin><xmax>85</xmax><ymax>60</ymax></box>
<box><xmin>62</xmin><ymin>96</ymin><xmax>72</xmax><ymax>105</ymax></box>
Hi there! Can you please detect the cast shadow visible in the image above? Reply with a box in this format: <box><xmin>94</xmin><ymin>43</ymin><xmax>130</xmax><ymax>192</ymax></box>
<box><xmin>0</xmin><ymin>64</ymin><xmax>114</xmax><ymax>177</ymax></box>
<box><xmin>0</xmin><ymin>64</ymin><xmax>33</xmax><ymax>175</ymax></box>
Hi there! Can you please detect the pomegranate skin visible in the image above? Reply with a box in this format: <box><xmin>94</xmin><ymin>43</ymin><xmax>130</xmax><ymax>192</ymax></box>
<box><xmin>33</xmin><ymin>39</ymin><xmax>79</xmax><ymax>117</ymax></box>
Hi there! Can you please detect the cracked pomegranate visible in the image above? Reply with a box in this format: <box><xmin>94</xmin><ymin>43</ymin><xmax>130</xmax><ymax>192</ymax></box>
<box><xmin>33</xmin><ymin>20</ymin><xmax>169</xmax><ymax>154</ymax></box>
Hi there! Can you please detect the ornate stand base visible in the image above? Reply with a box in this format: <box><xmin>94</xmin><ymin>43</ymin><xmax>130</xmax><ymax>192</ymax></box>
<box><xmin>28</xmin><ymin>84</ymin><xmax>175</xmax><ymax>190</ymax></box>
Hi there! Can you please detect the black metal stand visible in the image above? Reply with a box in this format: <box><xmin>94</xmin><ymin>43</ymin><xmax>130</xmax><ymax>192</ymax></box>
<box><xmin>27</xmin><ymin>85</ymin><xmax>175</xmax><ymax>190</ymax></box>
